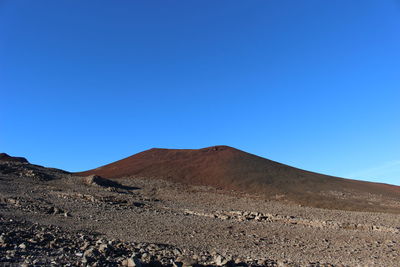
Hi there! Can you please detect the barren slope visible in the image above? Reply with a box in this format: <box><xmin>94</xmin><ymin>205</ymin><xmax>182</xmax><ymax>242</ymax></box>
<box><xmin>77</xmin><ymin>146</ymin><xmax>400</xmax><ymax>213</ymax></box>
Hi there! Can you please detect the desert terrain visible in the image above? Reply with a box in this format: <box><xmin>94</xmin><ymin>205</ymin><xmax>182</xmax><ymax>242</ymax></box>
<box><xmin>1</xmin><ymin>147</ymin><xmax>399</xmax><ymax>266</ymax></box>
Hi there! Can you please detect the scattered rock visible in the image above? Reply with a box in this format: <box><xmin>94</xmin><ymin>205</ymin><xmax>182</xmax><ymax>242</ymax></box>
<box><xmin>84</xmin><ymin>174</ymin><xmax>122</xmax><ymax>188</ymax></box>
<box><xmin>122</xmin><ymin>256</ymin><xmax>142</xmax><ymax>267</ymax></box>
<box><xmin>214</xmin><ymin>254</ymin><xmax>226</xmax><ymax>265</ymax></box>
<box><xmin>98</xmin><ymin>243</ymin><xmax>109</xmax><ymax>253</ymax></box>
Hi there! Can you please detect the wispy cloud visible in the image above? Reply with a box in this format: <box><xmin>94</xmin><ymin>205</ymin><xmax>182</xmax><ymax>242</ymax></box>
<box><xmin>346</xmin><ymin>160</ymin><xmax>400</xmax><ymax>184</ymax></box>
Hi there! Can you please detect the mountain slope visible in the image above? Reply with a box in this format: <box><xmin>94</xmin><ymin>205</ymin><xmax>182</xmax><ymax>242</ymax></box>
<box><xmin>77</xmin><ymin>146</ymin><xmax>400</xmax><ymax>213</ymax></box>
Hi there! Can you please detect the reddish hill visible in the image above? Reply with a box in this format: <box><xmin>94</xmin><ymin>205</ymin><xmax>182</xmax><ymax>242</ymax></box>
<box><xmin>77</xmin><ymin>146</ymin><xmax>400</xmax><ymax>213</ymax></box>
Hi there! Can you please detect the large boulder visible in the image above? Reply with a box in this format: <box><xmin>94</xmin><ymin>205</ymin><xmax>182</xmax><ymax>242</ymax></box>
<box><xmin>84</xmin><ymin>174</ymin><xmax>121</xmax><ymax>188</ymax></box>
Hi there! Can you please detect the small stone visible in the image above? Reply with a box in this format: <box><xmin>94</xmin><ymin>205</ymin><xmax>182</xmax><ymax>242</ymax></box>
<box><xmin>27</xmin><ymin>238</ymin><xmax>37</xmax><ymax>244</ymax></box>
<box><xmin>172</xmin><ymin>248</ymin><xmax>182</xmax><ymax>256</ymax></box>
<box><xmin>49</xmin><ymin>240</ymin><xmax>57</xmax><ymax>248</ymax></box>
<box><xmin>277</xmin><ymin>260</ymin><xmax>289</xmax><ymax>267</ymax></box>
<box><xmin>180</xmin><ymin>256</ymin><xmax>197</xmax><ymax>267</ymax></box>
<box><xmin>84</xmin><ymin>247</ymin><xmax>96</xmax><ymax>258</ymax></box>
<box><xmin>99</xmin><ymin>243</ymin><xmax>109</xmax><ymax>253</ymax></box>
<box><xmin>214</xmin><ymin>255</ymin><xmax>226</xmax><ymax>265</ymax></box>
<box><xmin>19</xmin><ymin>243</ymin><xmax>27</xmax><ymax>249</ymax></box>
<box><xmin>0</xmin><ymin>234</ymin><xmax>7</xmax><ymax>244</ymax></box>
<box><xmin>80</xmin><ymin>241</ymin><xmax>90</xmax><ymax>250</ymax></box>
<box><xmin>122</xmin><ymin>256</ymin><xmax>142</xmax><ymax>267</ymax></box>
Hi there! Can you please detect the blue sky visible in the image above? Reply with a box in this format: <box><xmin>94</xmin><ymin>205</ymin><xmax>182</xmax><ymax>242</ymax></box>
<box><xmin>1</xmin><ymin>1</ymin><xmax>399</xmax><ymax>185</ymax></box>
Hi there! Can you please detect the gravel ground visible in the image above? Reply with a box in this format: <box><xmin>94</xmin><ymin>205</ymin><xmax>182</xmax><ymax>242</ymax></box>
<box><xmin>0</xmin><ymin>161</ymin><xmax>399</xmax><ymax>266</ymax></box>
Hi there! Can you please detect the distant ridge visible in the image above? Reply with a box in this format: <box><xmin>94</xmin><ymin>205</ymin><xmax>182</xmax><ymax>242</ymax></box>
<box><xmin>0</xmin><ymin>153</ymin><xmax>29</xmax><ymax>163</ymax></box>
<box><xmin>77</xmin><ymin>146</ymin><xmax>400</xmax><ymax>213</ymax></box>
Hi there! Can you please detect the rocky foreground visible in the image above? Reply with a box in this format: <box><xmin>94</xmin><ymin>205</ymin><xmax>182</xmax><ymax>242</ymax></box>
<box><xmin>0</xmin><ymin>215</ymin><xmax>292</xmax><ymax>267</ymax></box>
<box><xmin>0</xmin><ymin>159</ymin><xmax>399</xmax><ymax>266</ymax></box>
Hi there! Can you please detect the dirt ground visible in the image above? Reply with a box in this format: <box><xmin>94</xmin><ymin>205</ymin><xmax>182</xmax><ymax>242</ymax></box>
<box><xmin>0</xmin><ymin>160</ymin><xmax>399</xmax><ymax>266</ymax></box>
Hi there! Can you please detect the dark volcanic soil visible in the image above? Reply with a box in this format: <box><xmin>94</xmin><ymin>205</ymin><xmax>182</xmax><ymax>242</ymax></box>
<box><xmin>1</xmin><ymin>156</ymin><xmax>400</xmax><ymax>266</ymax></box>
<box><xmin>77</xmin><ymin>146</ymin><xmax>400</xmax><ymax>213</ymax></box>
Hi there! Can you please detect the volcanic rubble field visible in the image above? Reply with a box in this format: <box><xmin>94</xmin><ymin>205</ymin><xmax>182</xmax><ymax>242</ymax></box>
<box><xmin>0</xmin><ymin>159</ymin><xmax>399</xmax><ymax>266</ymax></box>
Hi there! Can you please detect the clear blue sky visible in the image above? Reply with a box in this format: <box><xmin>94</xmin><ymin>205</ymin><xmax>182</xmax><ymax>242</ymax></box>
<box><xmin>1</xmin><ymin>1</ymin><xmax>399</xmax><ymax>185</ymax></box>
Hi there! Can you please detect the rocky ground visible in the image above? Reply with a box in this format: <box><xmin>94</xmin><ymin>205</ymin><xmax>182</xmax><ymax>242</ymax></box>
<box><xmin>0</xmin><ymin>160</ymin><xmax>399</xmax><ymax>266</ymax></box>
